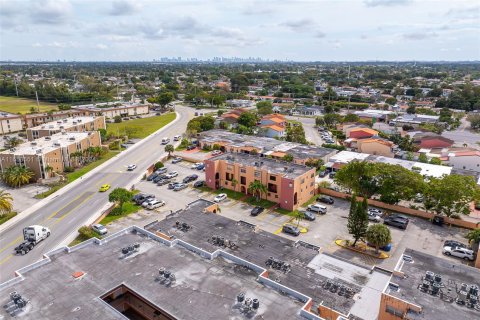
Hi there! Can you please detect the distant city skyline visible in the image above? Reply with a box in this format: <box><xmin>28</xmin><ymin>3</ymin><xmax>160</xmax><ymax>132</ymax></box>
<box><xmin>0</xmin><ymin>0</ymin><xmax>479</xmax><ymax>62</ymax></box>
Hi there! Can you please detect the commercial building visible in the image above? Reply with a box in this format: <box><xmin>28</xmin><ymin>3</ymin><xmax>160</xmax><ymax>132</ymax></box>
<box><xmin>354</xmin><ymin>109</ymin><xmax>394</xmax><ymax>122</ymax></box>
<box><xmin>327</xmin><ymin>151</ymin><xmax>452</xmax><ymax>178</ymax></box>
<box><xmin>72</xmin><ymin>103</ymin><xmax>149</xmax><ymax>119</ymax></box>
<box><xmin>199</xmin><ymin>130</ymin><xmax>338</xmax><ymax>165</ymax></box>
<box><xmin>0</xmin><ymin>112</ymin><xmax>23</xmax><ymax>134</ymax></box>
<box><xmin>390</xmin><ymin>114</ymin><xmax>439</xmax><ymax>127</ymax></box>
<box><xmin>26</xmin><ymin>116</ymin><xmax>105</xmax><ymax>141</ymax></box>
<box><xmin>380</xmin><ymin>248</ymin><xmax>480</xmax><ymax>320</ymax></box>
<box><xmin>205</xmin><ymin>153</ymin><xmax>316</xmax><ymax>210</ymax></box>
<box><xmin>0</xmin><ymin>199</ymin><xmax>394</xmax><ymax>320</ymax></box>
<box><xmin>0</xmin><ymin>131</ymin><xmax>101</xmax><ymax>180</ymax></box>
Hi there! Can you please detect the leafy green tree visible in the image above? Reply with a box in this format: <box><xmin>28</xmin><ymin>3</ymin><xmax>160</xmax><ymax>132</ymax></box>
<box><xmin>164</xmin><ymin>144</ymin><xmax>174</xmax><ymax>157</ymax></box>
<box><xmin>286</xmin><ymin>124</ymin><xmax>307</xmax><ymax>144</ymax></box>
<box><xmin>423</xmin><ymin>174</ymin><xmax>480</xmax><ymax>218</ymax></box>
<box><xmin>114</xmin><ymin>115</ymin><xmax>122</xmax><ymax>123</ymax></box>
<box><xmin>406</xmin><ymin>105</ymin><xmax>416</xmax><ymax>114</ymax></box>
<box><xmin>2</xmin><ymin>166</ymin><xmax>34</xmax><ymax>187</ymax></box>
<box><xmin>347</xmin><ymin>195</ymin><xmax>369</xmax><ymax>246</ymax></box>
<box><xmin>315</xmin><ymin>116</ymin><xmax>325</xmax><ymax>127</ymax></box>
<box><xmin>366</xmin><ymin>224</ymin><xmax>392</xmax><ymax>254</ymax></box>
<box><xmin>343</xmin><ymin>113</ymin><xmax>360</xmax><ymax>123</ymax></box>
<box><xmin>154</xmin><ymin>161</ymin><xmax>164</xmax><ymax>169</ymax></box>
<box><xmin>418</xmin><ymin>153</ymin><xmax>428</xmax><ymax>163</ymax></box>
<box><xmin>293</xmin><ymin>210</ymin><xmax>304</xmax><ymax>228</ymax></box>
<box><xmin>466</xmin><ymin>229</ymin><xmax>480</xmax><ymax>244</ymax></box>
<box><xmin>283</xmin><ymin>154</ymin><xmax>294</xmax><ymax>162</ymax></box>
<box><xmin>323</xmin><ymin>113</ymin><xmax>343</xmax><ymax>128</ymax></box>
<box><xmin>108</xmin><ymin>188</ymin><xmax>133</xmax><ymax>212</ymax></box>
<box><xmin>305</xmin><ymin>158</ymin><xmax>324</xmax><ymax>170</ymax></box>
<box><xmin>334</xmin><ymin>161</ymin><xmax>379</xmax><ymax>198</ymax></box>
<box><xmin>256</xmin><ymin>100</ymin><xmax>273</xmax><ymax>115</ymax></box>
<box><xmin>157</xmin><ymin>92</ymin><xmax>174</xmax><ymax>106</ymax></box>
<box><xmin>238</xmin><ymin>112</ymin><xmax>257</xmax><ymax>128</ymax></box>
<box><xmin>4</xmin><ymin>137</ymin><xmax>23</xmax><ymax>149</ymax></box>
<box><xmin>385</xmin><ymin>97</ymin><xmax>397</xmax><ymax>105</ymax></box>
<box><xmin>231</xmin><ymin>178</ymin><xmax>238</xmax><ymax>192</ymax></box>
<box><xmin>248</xmin><ymin>180</ymin><xmax>267</xmax><ymax>201</ymax></box>
<box><xmin>375</xmin><ymin>163</ymin><xmax>424</xmax><ymax>204</ymax></box>
<box><xmin>468</xmin><ymin>114</ymin><xmax>480</xmax><ymax>130</ymax></box>
<box><xmin>430</xmin><ymin>157</ymin><xmax>442</xmax><ymax>165</ymax></box>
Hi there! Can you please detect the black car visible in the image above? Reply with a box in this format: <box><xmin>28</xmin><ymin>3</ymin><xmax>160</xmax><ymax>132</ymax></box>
<box><xmin>168</xmin><ymin>182</ymin><xmax>181</xmax><ymax>189</ymax></box>
<box><xmin>193</xmin><ymin>180</ymin><xmax>205</xmax><ymax>188</ymax></box>
<box><xmin>318</xmin><ymin>171</ymin><xmax>327</xmax><ymax>178</ymax></box>
<box><xmin>317</xmin><ymin>195</ymin><xmax>334</xmax><ymax>204</ymax></box>
<box><xmin>250</xmin><ymin>206</ymin><xmax>264</xmax><ymax>216</ymax></box>
<box><xmin>302</xmin><ymin>210</ymin><xmax>316</xmax><ymax>221</ymax></box>
<box><xmin>444</xmin><ymin>240</ymin><xmax>468</xmax><ymax>249</ymax></box>
<box><xmin>153</xmin><ymin>176</ymin><xmax>165</xmax><ymax>183</ymax></box>
<box><xmin>329</xmin><ymin>172</ymin><xmax>336</xmax><ymax>179</ymax></box>
<box><xmin>282</xmin><ymin>224</ymin><xmax>300</xmax><ymax>236</ymax></box>
<box><xmin>146</xmin><ymin>173</ymin><xmax>158</xmax><ymax>181</ymax></box>
<box><xmin>183</xmin><ymin>174</ymin><xmax>199</xmax><ymax>183</ymax></box>
<box><xmin>383</xmin><ymin>216</ymin><xmax>409</xmax><ymax>229</ymax></box>
<box><xmin>134</xmin><ymin>194</ymin><xmax>155</xmax><ymax>205</ymax></box>
<box><xmin>186</xmin><ymin>145</ymin><xmax>196</xmax><ymax>150</ymax></box>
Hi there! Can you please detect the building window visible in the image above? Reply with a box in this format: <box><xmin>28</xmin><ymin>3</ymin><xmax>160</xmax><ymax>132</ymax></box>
<box><xmin>268</xmin><ymin>183</ymin><xmax>277</xmax><ymax>193</ymax></box>
<box><xmin>225</xmin><ymin>172</ymin><xmax>233</xmax><ymax>181</ymax></box>
<box><xmin>240</xmin><ymin>168</ymin><xmax>246</xmax><ymax>173</ymax></box>
<box><xmin>289</xmin><ymin>183</ymin><xmax>293</xmax><ymax>188</ymax></box>
<box><xmin>254</xmin><ymin>170</ymin><xmax>261</xmax><ymax>178</ymax></box>
<box><xmin>275</xmin><ymin>195</ymin><xmax>278</xmax><ymax>198</ymax></box>
<box><xmin>270</xmin><ymin>175</ymin><xmax>276</xmax><ymax>181</ymax></box>
<box><xmin>385</xmin><ymin>306</ymin><xmax>404</xmax><ymax>318</ymax></box>
<box><xmin>301</xmin><ymin>179</ymin><xmax>305</xmax><ymax>184</ymax></box>
<box><xmin>240</xmin><ymin>176</ymin><xmax>246</xmax><ymax>185</ymax></box>
<box><xmin>227</xmin><ymin>165</ymin><xmax>233</xmax><ymax>171</ymax></box>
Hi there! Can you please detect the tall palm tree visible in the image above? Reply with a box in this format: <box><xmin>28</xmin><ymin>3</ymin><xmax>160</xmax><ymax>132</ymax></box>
<box><xmin>0</xmin><ymin>190</ymin><xmax>13</xmax><ymax>214</ymax></box>
<box><xmin>4</xmin><ymin>137</ymin><xmax>23</xmax><ymax>149</ymax></box>
<box><xmin>248</xmin><ymin>180</ymin><xmax>267</xmax><ymax>201</ymax></box>
<box><xmin>2</xmin><ymin>166</ymin><xmax>34</xmax><ymax>188</ymax></box>
<box><xmin>231</xmin><ymin>178</ymin><xmax>238</xmax><ymax>193</ymax></box>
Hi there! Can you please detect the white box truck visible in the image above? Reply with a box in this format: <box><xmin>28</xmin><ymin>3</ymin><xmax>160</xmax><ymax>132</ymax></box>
<box><xmin>14</xmin><ymin>225</ymin><xmax>51</xmax><ymax>255</ymax></box>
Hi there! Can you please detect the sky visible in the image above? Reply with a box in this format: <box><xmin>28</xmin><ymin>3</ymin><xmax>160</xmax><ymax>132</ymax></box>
<box><xmin>0</xmin><ymin>0</ymin><xmax>479</xmax><ymax>61</ymax></box>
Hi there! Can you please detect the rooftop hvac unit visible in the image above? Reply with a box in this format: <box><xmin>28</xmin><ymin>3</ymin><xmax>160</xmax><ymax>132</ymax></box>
<box><xmin>56</xmin><ymin>121</ymin><xmax>62</xmax><ymax>124</ymax></box>
<box><xmin>69</xmin><ymin>137</ymin><xmax>75</xmax><ymax>141</ymax></box>
<box><xmin>425</xmin><ymin>271</ymin><xmax>434</xmax><ymax>282</ymax></box>
<box><xmin>53</xmin><ymin>143</ymin><xmax>61</xmax><ymax>147</ymax></box>
<box><xmin>36</xmin><ymin>149</ymin><xmax>42</xmax><ymax>154</ymax></box>
<box><xmin>41</xmin><ymin>126</ymin><xmax>45</xmax><ymax>129</ymax></box>
<box><xmin>72</xmin><ymin>121</ymin><xmax>77</xmax><ymax>125</ymax></box>
<box><xmin>78</xmin><ymin>119</ymin><xmax>82</xmax><ymax>122</ymax></box>
<box><xmin>45</xmin><ymin>136</ymin><xmax>51</xmax><ymax>140</ymax></box>
<box><xmin>59</xmin><ymin>126</ymin><xmax>64</xmax><ymax>129</ymax></box>
<box><xmin>63</xmin><ymin>119</ymin><xmax>68</xmax><ymax>123</ymax></box>
<box><xmin>30</xmin><ymin>142</ymin><xmax>37</xmax><ymax>146</ymax></box>
<box><xmin>49</xmin><ymin>125</ymin><xmax>54</xmax><ymax>129</ymax></box>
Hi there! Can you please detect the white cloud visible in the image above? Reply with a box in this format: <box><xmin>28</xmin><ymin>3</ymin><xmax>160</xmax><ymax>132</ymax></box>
<box><xmin>31</xmin><ymin>0</ymin><xmax>72</xmax><ymax>24</ymax></box>
<box><xmin>281</xmin><ymin>19</ymin><xmax>316</xmax><ymax>32</ymax></box>
<box><xmin>95</xmin><ymin>44</ymin><xmax>108</xmax><ymax>50</ymax></box>
<box><xmin>109</xmin><ymin>0</ymin><xmax>141</xmax><ymax>16</ymax></box>
<box><xmin>364</xmin><ymin>0</ymin><xmax>411</xmax><ymax>7</ymax></box>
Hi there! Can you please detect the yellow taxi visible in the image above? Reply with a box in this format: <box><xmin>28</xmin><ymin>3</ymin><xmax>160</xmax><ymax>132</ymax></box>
<box><xmin>99</xmin><ymin>184</ymin><xmax>111</xmax><ymax>192</ymax></box>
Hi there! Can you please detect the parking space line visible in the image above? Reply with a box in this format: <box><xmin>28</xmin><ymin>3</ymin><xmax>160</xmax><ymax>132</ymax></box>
<box><xmin>273</xmin><ymin>227</ymin><xmax>282</xmax><ymax>235</ymax></box>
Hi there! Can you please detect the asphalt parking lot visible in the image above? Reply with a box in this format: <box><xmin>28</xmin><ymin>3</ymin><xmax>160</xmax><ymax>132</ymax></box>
<box><xmin>115</xmin><ymin>157</ymin><xmax>473</xmax><ymax>271</ymax></box>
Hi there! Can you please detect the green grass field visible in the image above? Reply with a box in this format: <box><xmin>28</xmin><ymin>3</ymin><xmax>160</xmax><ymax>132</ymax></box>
<box><xmin>0</xmin><ymin>96</ymin><xmax>58</xmax><ymax>114</ymax></box>
<box><xmin>107</xmin><ymin>113</ymin><xmax>176</xmax><ymax>138</ymax></box>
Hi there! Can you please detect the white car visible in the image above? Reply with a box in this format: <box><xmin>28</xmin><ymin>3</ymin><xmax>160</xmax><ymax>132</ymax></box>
<box><xmin>442</xmin><ymin>246</ymin><xmax>475</xmax><ymax>261</ymax></box>
<box><xmin>368</xmin><ymin>208</ymin><xmax>383</xmax><ymax>216</ymax></box>
<box><xmin>307</xmin><ymin>204</ymin><xmax>327</xmax><ymax>214</ymax></box>
<box><xmin>165</xmin><ymin>171</ymin><xmax>178</xmax><ymax>178</ymax></box>
<box><xmin>173</xmin><ymin>135</ymin><xmax>181</xmax><ymax>141</ymax></box>
<box><xmin>142</xmin><ymin>198</ymin><xmax>158</xmax><ymax>208</ymax></box>
<box><xmin>191</xmin><ymin>163</ymin><xmax>202</xmax><ymax>169</ymax></box>
<box><xmin>367</xmin><ymin>212</ymin><xmax>381</xmax><ymax>222</ymax></box>
<box><xmin>146</xmin><ymin>200</ymin><xmax>166</xmax><ymax>210</ymax></box>
<box><xmin>214</xmin><ymin>193</ymin><xmax>227</xmax><ymax>202</ymax></box>
<box><xmin>127</xmin><ymin>164</ymin><xmax>137</xmax><ymax>171</ymax></box>
<box><xmin>92</xmin><ymin>224</ymin><xmax>107</xmax><ymax>235</ymax></box>
<box><xmin>211</xmin><ymin>150</ymin><xmax>222</xmax><ymax>155</ymax></box>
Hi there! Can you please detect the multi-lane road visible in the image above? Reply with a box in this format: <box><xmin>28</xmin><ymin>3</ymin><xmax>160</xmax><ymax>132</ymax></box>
<box><xmin>0</xmin><ymin>105</ymin><xmax>194</xmax><ymax>283</ymax></box>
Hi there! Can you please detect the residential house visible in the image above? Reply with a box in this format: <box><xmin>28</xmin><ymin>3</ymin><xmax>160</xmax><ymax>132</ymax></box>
<box><xmin>219</xmin><ymin>108</ymin><xmax>248</xmax><ymax>129</ymax></box>
<box><xmin>259</xmin><ymin>114</ymin><xmax>286</xmax><ymax>138</ymax></box>
<box><xmin>354</xmin><ymin>109</ymin><xmax>394</xmax><ymax>123</ymax></box>
<box><xmin>346</xmin><ymin>127</ymin><xmax>379</xmax><ymax>139</ymax></box>
<box><xmin>26</xmin><ymin>116</ymin><xmax>105</xmax><ymax>141</ymax></box>
<box><xmin>409</xmin><ymin>132</ymin><xmax>454</xmax><ymax>149</ymax></box>
<box><xmin>357</xmin><ymin>138</ymin><xmax>394</xmax><ymax>158</ymax></box>
<box><xmin>445</xmin><ymin>150</ymin><xmax>480</xmax><ymax>173</ymax></box>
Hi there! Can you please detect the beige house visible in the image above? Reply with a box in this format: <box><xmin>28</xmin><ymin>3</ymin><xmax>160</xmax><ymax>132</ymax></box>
<box><xmin>357</xmin><ymin>138</ymin><xmax>394</xmax><ymax>157</ymax></box>
<box><xmin>0</xmin><ymin>131</ymin><xmax>101</xmax><ymax>180</ymax></box>
<box><xmin>0</xmin><ymin>113</ymin><xmax>23</xmax><ymax>134</ymax></box>
<box><xmin>26</xmin><ymin>116</ymin><xmax>105</xmax><ymax>141</ymax></box>
<box><xmin>72</xmin><ymin>103</ymin><xmax>149</xmax><ymax>119</ymax></box>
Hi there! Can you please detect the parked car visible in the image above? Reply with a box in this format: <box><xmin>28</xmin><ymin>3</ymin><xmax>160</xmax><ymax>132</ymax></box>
<box><xmin>282</xmin><ymin>224</ymin><xmax>300</xmax><ymax>236</ymax></box>
<box><xmin>444</xmin><ymin>240</ymin><xmax>468</xmax><ymax>249</ymax></box>
<box><xmin>142</xmin><ymin>198</ymin><xmax>158</xmax><ymax>208</ymax></box>
<box><xmin>165</xmin><ymin>171</ymin><xmax>178</xmax><ymax>179</ymax></box>
<box><xmin>302</xmin><ymin>210</ymin><xmax>316</xmax><ymax>221</ymax></box>
<box><xmin>329</xmin><ymin>172</ymin><xmax>336</xmax><ymax>179</ymax></box>
<box><xmin>92</xmin><ymin>224</ymin><xmax>107</xmax><ymax>235</ymax></box>
<box><xmin>367</xmin><ymin>212</ymin><xmax>381</xmax><ymax>222</ymax></box>
<box><xmin>318</xmin><ymin>171</ymin><xmax>327</xmax><ymax>178</ymax></box>
<box><xmin>186</xmin><ymin>145</ymin><xmax>196</xmax><ymax>151</ymax></box>
<box><xmin>367</xmin><ymin>242</ymin><xmax>392</xmax><ymax>252</ymax></box>
<box><xmin>307</xmin><ymin>204</ymin><xmax>327</xmax><ymax>214</ymax></box>
<box><xmin>250</xmin><ymin>206</ymin><xmax>264</xmax><ymax>216</ymax></box>
<box><xmin>157</xmin><ymin>179</ymin><xmax>170</xmax><ymax>186</ymax></box>
<box><xmin>368</xmin><ymin>208</ymin><xmax>383</xmax><ymax>216</ymax></box>
<box><xmin>191</xmin><ymin>163</ymin><xmax>202</xmax><ymax>169</ymax></box>
<box><xmin>127</xmin><ymin>164</ymin><xmax>137</xmax><ymax>171</ymax></box>
<box><xmin>211</xmin><ymin>150</ymin><xmax>222</xmax><ymax>155</ymax></box>
<box><xmin>172</xmin><ymin>157</ymin><xmax>182</xmax><ymax>164</ymax></box>
<box><xmin>146</xmin><ymin>200</ymin><xmax>166</xmax><ymax>210</ymax></box>
<box><xmin>183</xmin><ymin>174</ymin><xmax>198</xmax><ymax>183</ymax></box>
<box><xmin>442</xmin><ymin>246</ymin><xmax>475</xmax><ymax>261</ymax></box>
<box><xmin>214</xmin><ymin>193</ymin><xmax>227</xmax><ymax>202</ymax></box>
<box><xmin>134</xmin><ymin>194</ymin><xmax>154</xmax><ymax>205</ymax></box>
<box><xmin>156</xmin><ymin>167</ymin><xmax>167</xmax><ymax>174</ymax></box>
<box><xmin>196</xmin><ymin>164</ymin><xmax>205</xmax><ymax>170</ymax></box>
<box><xmin>383</xmin><ymin>215</ymin><xmax>409</xmax><ymax>229</ymax></box>
<box><xmin>317</xmin><ymin>195</ymin><xmax>334</xmax><ymax>204</ymax></box>
<box><xmin>174</xmin><ymin>183</ymin><xmax>188</xmax><ymax>191</ymax></box>
<box><xmin>147</xmin><ymin>173</ymin><xmax>158</xmax><ymax>181</ymax></box>
<box><xmin>193</xmin><ymin>180</ymin><xmax>205</xmax><ymax>188</ymax></box>
<box><xmin>168</xmin><ymin>182</ymin><xmax>181</xmax><ymax>190</ymax></box>
<box><xmin>153</xmin><ymin>176</ymin><xmax>165</xmax><ymax>183</ymax></box>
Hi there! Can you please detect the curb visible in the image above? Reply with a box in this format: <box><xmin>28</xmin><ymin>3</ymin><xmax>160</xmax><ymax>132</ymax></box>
<box><xmin>0</xmin><ymin>111</ymin><xmax>181</xmax><ymax>234</ymax></box>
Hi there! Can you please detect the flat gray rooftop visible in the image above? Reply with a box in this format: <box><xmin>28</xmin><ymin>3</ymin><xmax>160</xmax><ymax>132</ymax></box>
<box><xmin>0</xmin><ymin>231</ymin><xmax>304</xmax><ymax>320</ymax></box>
<box><xmin>211</xmin><ymin>152</ymin><xmax>313</xmax><ymax>179</ymax></box>
<box><xmin>388</xmin><ymin>248</ymin><xmax>480</xmax><ymax>320</ymax></box>
<box><xmin>146</xmin><ymin>200</ymin><xmax>390</xmax><ymax>319</ymax></box>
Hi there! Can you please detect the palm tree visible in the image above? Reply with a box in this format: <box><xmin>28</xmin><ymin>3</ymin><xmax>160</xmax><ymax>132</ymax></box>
<box><xmin>0</xmin><ymin>190</ymin><xmax>13</xmax><ymax>214</ymax></box>
<box><xmin>45</xmin><ymin>165</ymin><xmax>54</xmax><ymax>178</ymax></box>
<box><xmin>231</xmin><ymin>178</ymin><xmax>238</xmax><ymax>193</ymax></box>
<box><xmin>4</xmin><ymin>137</ymin><xmax>23</xmax><ymax>149</ymax></box>
<box><xmin>293</xmin><ymin>210</ymin><xmax>304</xmax><ymax>228</ymax></box>
<box><xmin>2</xmin><ymin>166</ymin><xmax>34</xmax><ymax>188</ymax></box>
<box><xmin>165</xmin><ymin>144</ymin><xmax>174</xmax><ymax>158</ymax></box>
<box><xmin>248</xmin><ymin>180</ymin><xmax>267</xmax><ymax>201</ymax></box>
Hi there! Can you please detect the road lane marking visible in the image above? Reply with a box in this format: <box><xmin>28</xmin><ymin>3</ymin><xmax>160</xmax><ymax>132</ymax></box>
<box><xmin>0</xmin><ymin>236</ymin><xmax>23</xmax><ymax>254</ymax></box>
<box><xmin>52</xmin><ymin>193</ymin><xmax>95</xmax><ymax>225</ymax></box>
<box><xmin>50</xmin><ymin>192</ymin><xmax>95</xmax><ymax>219</ymax></box>
<box><xmin>0</xmin><ymin>254</ymin><xmax>13</xmax><ymax>266</ymax></box>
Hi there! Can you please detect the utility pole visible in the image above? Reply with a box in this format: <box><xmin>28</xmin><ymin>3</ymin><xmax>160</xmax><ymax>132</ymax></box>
<box><xmin>14</xmin><ymin>78</ymin><xmax>19</xmax><ymax>96</ymax></box>
<box><xmin>35</xmin><ymin>90</ymin><xmax>40</xmax><ymax>112</ymax></box>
